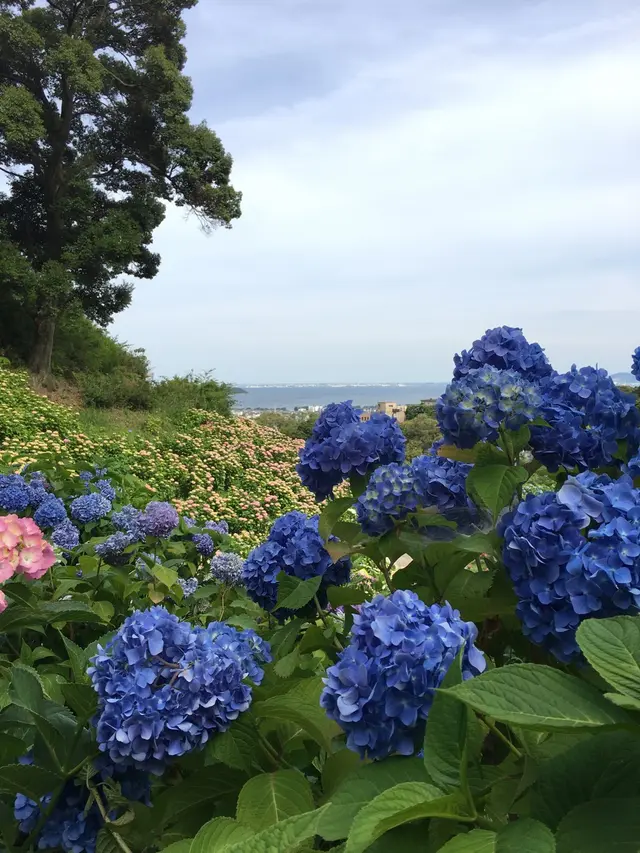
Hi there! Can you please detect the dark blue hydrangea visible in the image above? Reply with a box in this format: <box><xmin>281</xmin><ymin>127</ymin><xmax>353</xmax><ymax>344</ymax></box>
<box><xmin>355</xmin><ymin>463</ymin><xmax>419</xmax><ymax>536</ymax></box>
<box><xmin>51</xmin><ymin>520</ymin><xmax>80</xmax><ymax>551</ymax></box>
<box><xmin>205</xmin><ymin>520</ymin><xmax>229</xmax><ymax>535</ymax></box>
<box><xmin>500</xmin><ymin>473</ymin><xmax>640</xmax><ymax>662</ymax></box>
<box><xmin>453</xmin><ymin>325</ymin><xmax>553</xmax><ymax>381</ymax></box>
<box><xmin>320</xmin><ymin>590</ymin><xmax>486</xmax><ymax>759</ymax></box>
<box><xmin>26</xmin><ymin>472</ymin><xmax>49</xmax><ymax>508</ymax></box>
<box><xmin>192</xmin><ymin>533</ymin><xmax>214</xmax><ymax>557</ymax></box>
<box><xmin>111</xmin><ymin>505</ymin><xmax>145</xmax><ymax>542</ymax></box>
<box><xmin>530</xmin><ymin>365</ymin><xmax>640</xmax><ymax>472</ymax></box>
<box><xmin>70</xmin><ymin>493</ymin><xmax>112</xmax><ymax>524</ymax></box>
<box><xmin>207</xmin><ymin>622</ymin><xmax>272</xmax><ymax>685</ymax></box>
<box><xmin>139</xmin><ymin>501</ymin><xmax>179</xmax><ymax>538</ymax></box>
<box><xmin>95</xmin><ymin>532</ymin><xmax>134</xmax><ymax>565</ymax></box>
<box><xmin>632</xmin><ymin>347</ymin><xmax>640</xmax><ymax>382</ymax></box>
<box><xmin>0</xmin><ymin>473</ymin><xmax>31</xmax><ymax>513</ymax></box>
<box><xmin>310</xmin><ymin>400</ymin><xmax>362</xmax><ymax>441</ymax></box>
<box><xmin>437</xmin><ymin>366</ymin><xmax>541</xmax><ymax>449</ymax></box>
<box><xmin>297</xmin><ymin>405</ymin><xmax>406</xmax><ymax>501</ymax></box>
<box><xmin>178</xmin><ymin>577</ymin><xmax>199</xmax><ymax>597</ymax></box>
<box><xmin>210</xmin><ymin>552</ymin><xmax>244</xmax><ymax>586</ymax></box>
<box><xmin>243</xmin><ymin>511</ymin><xmax>351</xmax><ymax>613</ymax></box>
<box><xmin>411</xmin><ymin>455</ymin><xmax>477</xmax><ymax>527</ymax></box>
<box><xmin>79</xmin><ymin>471</ymin><xmax>93</xmax><ymax>485</ymax></box>
<box><xmin>95</xmin><ymin>479</ymin><xmax>117</xmax><ymax>502</ymax></box>
<box><xmin>626</xmin><ymin>453</ymin><xmax>640</xmax><ymax>480</ymax></box>
<box><xmin>33</xmin><ymin>496</ymin><xmax>68</xmax><ymax>529</ymax></box>
<box><xmin>89</xmin><ymin>606</ymin><xmax>266</xmax><ymax>773</ymax></box>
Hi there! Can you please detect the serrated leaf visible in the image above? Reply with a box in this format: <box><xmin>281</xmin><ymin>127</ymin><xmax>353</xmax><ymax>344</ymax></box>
<box><xmin>495</xmin><ymin>819</ymin><xmax>555</xmax><ymax>852</ymax></box>
<box><xmin>439</xmin><ymin>830</ymin><xmax>497</xmax><ymax>851</ymax></box>
<box><xmin>92</xmin><ymin>600</ymin><xmax>115</xmax><ymax>623</ymax></box>
<box><xmin>345</xmin><ymin>782</ymin><xmax>471</xmax><ymax>853</ymax></box>
<box><xmin>322</xmin><ymin>750</ymin><xmax>365</xmax><ymax>798</ymax></box>
<box><xmin>604</xmin><ymin>692</ymin><xmax>640</xmax><ymax>711</ymax></box>
<box><xmin>555</xmin><ymin>798</ymin><xmax>640</xmax><ymax>852</ymax></box>
<box><xmin>268</xmin><ymin>619</ymin><xmax>304</xmax><ymax>658</ymax></box>
<box><xmin>0</xmin><ymin>734</ymin><xmax>27</xmax><ymax>766</ymax></box>
<box><xmin>318</xmin><ymin>757</ymin><xmax>431</xmax><ymax>841</ymax></box>
<box><xmin>0</xmin><ymin>763</ymin><xmax>61</xmax><ymax>799</ymax></box>
<box><xmin>438</xmin><ymin>445</ymin><xmax>478</xmax><ymax>464</ymax></box>
<box><xmin>319</xmin><ymin>497</ymin><xmax>355</xmax><ymax>541</ymax></box>
<box><xmin>159</xmin><ymin>842</ymin><xmax>192</xmax><ymax>853</ymax></box>
<box><xmin>61</xmin><ymin>635</ymin><xmax>89</xmax><ymax>684</ymax></box>
<box><xmin>275</xmin><ymin>573</ymin><xmax>322</xmax><ymax>611</ymax></box>
<box><xmin>156</xmin><ymin>767</ymin><xmax>248</xmax><ymax>827</ymax></box>
<box><xmin>236</xmin><ymin>770</ymin><xmax>315</xmax><ymax>831</ymax></box>
<box><xmin>465</xmin><ymin>465</ymin><xmax>528</xmax><ymax>520</ymax></box>
<box><xmin>225</xmin><ymin>807</ymin><xmax>327</xmax><ymax>853</ymax></box>
<box><xmin>0</xmin><ymin>606</ymin><xmax>45</xmax><ymax>633</ymax></box>
<box><xmin>61</xmin><ymin>683</ymin><xmax>97</xmax><ymax>722</ymax></box>
<box><xmin>576</xmin><ymin>616</ymin><xmax>640</xmax><ymax>701</ymax></box>
<box><xmin>152</xmin><ymin>565</ymin><xmax>179</xmax><ymax>589</ymax></box>
<box><xmin>325</xmin><ymin>541</ymin><xmax>353</xmax><ymax>562</ymax></box>
<box><xmin>327</xmin><ymin>586</ymin><xmax>367</xmax><ymax>607</ymax></box>
<box><xmin>253</xmin><ymin>678</ymin><xmax>341</xmax><ymax>751</ymax></box>
<box><xmin>39</xmin><ymin>601</ymin><xmax>106</xmax><ymax>624</ymax></box>
<box><xmin>190</xmin><ymin>817</ymin><xmax>254</xmax><ymax>853</ymax></box>
<box><xmin>207</xmin><ymin>715</ymin><xmax>260</xmax><ymax>773</ymax></box>
<box><xmin>298</xmin><ymin>625</ymin><xmax>336</xmax><ymax>654</ymax></box>
<box><xmin>96</xmin><ymin>829</ymin><xmax>121</xmax><ymax>853</ymax></box>
<box><xmin>446</xmin><ymin>664</ymin><xmax>629</xmax><ymax>730</ymax></box>
<box><xmin>423</xmin><ymin>653</ymin><xmax>469</xmax><ymax>793</ymax></box>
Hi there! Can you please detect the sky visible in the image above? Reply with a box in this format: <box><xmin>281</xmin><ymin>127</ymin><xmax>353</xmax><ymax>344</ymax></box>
<box><xmin>110</xmin><ymin>0</ymin><xmax>640</xmax><ymax>384</ymax></box>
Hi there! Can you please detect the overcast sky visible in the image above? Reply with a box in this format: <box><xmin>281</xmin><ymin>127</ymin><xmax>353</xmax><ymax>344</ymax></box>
<box><xmin>110</xmin><ymin>0</ymin><xmax>640</xmax><ymax>383</ymax></box>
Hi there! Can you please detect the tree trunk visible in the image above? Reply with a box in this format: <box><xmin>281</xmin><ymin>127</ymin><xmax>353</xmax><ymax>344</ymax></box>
<box><xmin>29</xmin><ymin>314</ymin><xmax>56</xmax><ymax>377</ymax></box>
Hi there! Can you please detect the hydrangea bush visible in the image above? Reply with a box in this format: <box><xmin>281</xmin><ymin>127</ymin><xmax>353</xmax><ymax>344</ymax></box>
<box><xmin>2</xmin><ymin>326</ymin><xmax>640</xmax><ymax>852</ymax></box>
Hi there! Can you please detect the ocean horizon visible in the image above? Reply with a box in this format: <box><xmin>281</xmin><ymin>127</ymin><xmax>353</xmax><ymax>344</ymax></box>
<box><xmin>232</xmin><ymin>382</ymin><xmax>448</xmax><ymax>410</ymax></box>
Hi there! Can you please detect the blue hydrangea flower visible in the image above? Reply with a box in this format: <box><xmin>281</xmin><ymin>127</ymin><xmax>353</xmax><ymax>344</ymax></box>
<box><xmin>95</xmin><ymin>532</ymin><xmax>134</xmax><ymax>565</ymax></box>
<box><xmin>321</xmin><ymin>590</ymin><xmax>486</xmax><ymax>759</ymax></box>
<box><xmin>207</xmin><ymin>622</ymin><xmax>272</xmax><ymax>685</ymax></box>
<box><xmin>205</xmin><ymin>520</ymin><xmax>229</xmax><ymax>535</ymax></box>
<box><xmin>111</xmin><ymin>505</ymin><xmax>145</xmax><ymax>542</ymax></box>
<box><xmin>95</xmin><ymin>479</ymin><xmax>117</xmax><ymax>502</ymax></box>
<box><xmin>26</xmin><ymin>472</ymin><xmax>49</xmax><ymax>508</ymax></box>
<box><xmin>411</xmin><ymin>455</ymin><xmax>477</xmax><ymax>528</ymax></box>
<box><xmin>297</xmin><ymin>406</ymin><xmax>406</xmax><ymax>501</ymax></box>
<box><xmin>33</xmin><ymin>496</ymin><xmax>68</xmax><ymax>529</ymax></box>
<box><xmin>355</xmin><ymin>462</ymin><xmax>417</xmax><ymax>535</ymax></box>
<box><xmin>51</xmin><ymin>520</ymin><xmax>80</xmax><ymax>551</ymax></box>
<box><xmin>243</xmin><ymin>511</ymin><xmax>351</xmax><ymax>613</ymax></box>
<box><xmin>500</xmin><ymin>474</ymin><xmax>640</xmax><ymax>662</ymax></box>
<box><xmin>210</xmin><ymin>552</ymin><xmax>244</xmax><ymax>586</ymax></box>
<box><xmin>0</xmin><ymin>473</ymin><xmax>31</xmax><ymax>513</ymax></box>
<box><xmin>626</xmin><ymin>453</ymin><xmax>640</xmax><ymax>480</ymax></box>
<box><xmin>437</xmin><ymin>366</ymin><xmax>541</xmax><ymax>449</ymax></box>
<box><xmin>192</xmin><ymin>533</ymin><xmax>214</xmax><ymax>557</ymax></box>
<box><xmin>88</xmin><ymin>606</ymin><xmax>267</xmax><ymax>773</ymax></box>
<box><xmin>178</xmin><ymin>577</ymin><xmax>199</xmax><ymax>597</ymax></box>
<box><xmin>70</xmin><ymin>493</ymin><xmax>112</xmax><ymax>524</ymax></box>
<box><xmin>632</xmin><ymin>347</ymin><xmax>640</xmax><ymax>382</ymax></box>
<box><xmin>139</xmin><ymin>501</ymin><xmax>179</xmax><ymax>538</ymax></box>
<box><xmin>310</xmin><ymin>400</ymin><xmax>362</xmax><ymax>441</ymax></box>
<box><xmin>530</xmin><ymin>365</ymin><xmax>640</xmax><ymax>471</ymax></box>
<box><xmin>453</xmin><ymin>325</ymin><xmax>553</xmax><ymax>381</ymax></box>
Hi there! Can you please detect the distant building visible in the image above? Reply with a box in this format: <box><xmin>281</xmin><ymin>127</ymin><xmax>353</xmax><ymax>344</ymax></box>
<box><xmin>360</xmin><ymin>401</ymin><xmax>407</xmax><ymax>424</ymax></box>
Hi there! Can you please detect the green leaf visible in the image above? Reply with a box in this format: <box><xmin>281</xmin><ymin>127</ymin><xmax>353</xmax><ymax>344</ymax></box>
<box><xmin>319</xmin><ymin>497</ymin><xmax>355</xmax><ymax>541</ymax></box>
<box><xmin>344</xmin><ymin>782</ymin><xmax>471</xmax><ymax>853</ymax></box>
<box><xmin>160</xmin><ymin>842</ymin><xmax>192</xmax><ymax>853</ymax></box>
<box><xmin>0</xmin><ymin>606</ymin><xmax>45</xmax><ymax>633</ymax></box>
<box><xmin>207</xmin><ymin>715</ymin><xmax>260</xmax><ymax>773</ymax></box>
<box><xmin>439</xmin><ymin>831</ymin><xmax>497</xmax><ymax>852</ymax></box>
<box><xmin>423</xmin><ymin>652</ymin><xmax>469</xmax><ymax>793</ymax></box>
<box><xmin>446</xmin><ymin>664</ymin><xmax>629</xmax><ymax>730</ymax></box>
<box><xmin>10</xmin><ymin>663</ymin><xmax>44</xmax><ymax>712</ymax></box>
<box><xmin>576</xmin><ymin>616</ymin><xmax>640</xmax><ymax>701</ymax></box>
<box><xmin>530</xmin><ymin>731</ymin><xmax>640</xmax><ymax>831</ymax></box>
<box><xmin>39</xmin><ymin>601</ymin><xmax>106</xmax><ymax>625</ymax></box>
<box><xmin>0</xmin><ymin>734</ymin><xmax>27</xmax><ymax>766</ymax></box>
<box><xmin>275</xmin><ymin>572</ymin><xmax>322</xmax><ymax>611</ymax></box>
<box><xmin>156</xmin><ymin>767</ymin><xmax>248</xmax><ymax>827</ymax></box>
<box><xmin>236</xmin><ymin>769</ymin><xmax>315</xmax><ymax>831</ymax></box>
<box><xmin>438</xmin><ymin>445</ymin><xmax>478</xmax><ymax>464</ymax></box>
<box><xmin>556</xmin><ymin>798</ymin><xmax>640</xmax><ymax>852</ymax></box>
<box><xmin>61</xmin><ymin>634</ymin><xmax>89</xmax><ymax>684</ymax></box>
<box><xmin>604</xmin><ymin>692</ymin><xmax>640</xmax><ymax>711</ymax></box>
<box><xmin>225</xmin><ymin>807</ymin><xmax>327</xmax><ymax>853</ymax></box>
<box><xmin>61</xmin><ymin>683</ymin><xmax>97</xmax><ymax>722</ymax></box>
<box><xmin>297</xmin><ymin>625</ymin><xmax>335</xmax><ymax>654</ymax></box>
<box><xmin>501</xmin><ymin>425</ymin><xmax>532</xmax><ymax>459</ymax></box>
<box><xmin>319</xmin><ymin>757</ymin><xmax>431</xmax><ymax>841</ymax></box>
<box><xmin>253</xmin><ymin>678</ymin><xmax>341</xmax><ymax>751</ymax></box>
<box><xmin>0</xmin><ymin>764</ymin><xmax>62</xmax><ymax>799</ymax></box>
<box><xmin>91</xmin><ymin>600</ymin><xmax>115</xmax><ymax>623</ymax></box>
<box><xmin>96</xmin><ymin>829</ymin><xmax>121</xmax><ymax>853</ymax></box>
<box><xmin>465</xmin><ymin>465</ymin><xmax>528</xmax><ymax>520</ymax></box>
<box><xmin>190</xmin><ymin>817</ymin><xmax>254</xmax><ymax>853</ymax></box>
<box><xmin>495</xmin><ymin>819</ymin><xmax>555</xmax><ymax>852</ymax></box>
<box><xmin>325</xmin><ymin>541</ymin><xmax>353</xmax><ymax>563</ymax></box>
<box><xmin>268</xmin><ymin>619</ymin><xmax>304</xmax><ymax>658</ymax></box>
<box><xmin>327</xmin><ymin>586</ymin><xmax>367</xmax><ymax>607</ymax></box>
<box><xmin>152</xmin><ymin>565</ymin><xmax>179</xmax><ymax>589</ymax></box>
<box><xmin>322</xmin><ymin>750</ymin><xmax>365</xmax><ymax>798</ymax></box>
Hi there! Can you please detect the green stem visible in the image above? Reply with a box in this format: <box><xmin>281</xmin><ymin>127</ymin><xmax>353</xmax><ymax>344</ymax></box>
<box><xmin>87</xmin><ymin>782</ymin><xmax>134</xmax><ymax>853</ymax></box>
<box><xmin>484</xmin><ymin>717</ymin><xmax>523</xmax><ymax>759</ymax></box>
<box><xmin>474</xmin><ymin>557</ymin><xmax>484</xmax><ymax>573</ymax></box>
<box><xmin>378</xmin><ymin>561</ymin><xmax>394</xmax><ymax>593</ymax></box>
<box><xmin>257</xmin><ymin>732</ymin><xmax>295</xmax><ymax>770</ymax></box>
<box><xmin>314</xmin><ymin>594</ymin><xmax>344</xmax><ymax>651</ymax></box>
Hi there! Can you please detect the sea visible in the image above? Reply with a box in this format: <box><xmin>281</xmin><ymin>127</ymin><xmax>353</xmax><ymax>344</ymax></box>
<box><xmin>232</xmin><ymin>383</ymin><xmax>448</xmax><ymax>411</ymax></box>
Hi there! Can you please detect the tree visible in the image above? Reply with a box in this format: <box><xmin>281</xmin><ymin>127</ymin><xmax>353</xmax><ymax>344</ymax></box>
<box><xmin>401</xmin><ymin>413</ymin><xmax>440</xmax><ymax>459</ymax></box>
<box><xmin>405</xmin><ymin>401</ymin><xmax>436</xmax><ymax>421</ymax></box>
<box><xmin>0</xmin><ymin>0</ymin><xmax>241</xmax><ymax>375</ymax></box>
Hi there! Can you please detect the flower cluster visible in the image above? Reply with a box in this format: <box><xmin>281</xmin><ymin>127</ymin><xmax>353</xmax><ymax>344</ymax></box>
<box><xmin>453</xmin><ymin>325</ymin><xmax>553</xmax><ymax>381</ymax></box>
<box><xmin>178</xmin><ymin>577</ymin><xmax>199</xmax><ymax>597</ymax></box>
<box><xmin>209</xmin><ymin>552</ymin><xmax>244</xmax><ymax>586</ymax></box>
<box><xmin>500</xmin><ymin>473</ymin><xmax>640</xmax><ymax>661</ymax></box>
<box><xmin>51</xmin><ymin>520</ymin><xmax>80</xmax><ymax>552</ymax></box>
<box><xmin>89</xmin><ymin>606</ymin><xmax>268</xmax><ymax>773</ymax></box>
<box><xmin>139</xmin><ymin>501</ymin><xmax>179</xmax><ymax>538</ymax></box>
<box><xmin>321</xmin><ymin>590</ymin><xmax>486</xmax><ymax>759</ymax></box>
<box><xmin>207</xmin><ymin>621</ymin><xmax>272</xmax><ymax>685</ymax></box>
<box><xmin>530</xmin><ymin>366</ymin><xmax>640</xmax><ymax>471</ymax></box>
<box><xmin>243</xmin><ymin>511</ymin><xmax>351</xmax><ymax>613</ymax></box>
<box><xmin>34</xmin><ymin>496</ymin><xmax>68</xmax><ymax>530</ymax></box>
<box><xmin>437</xmin><ymin>366</ymin><xmax>541</xmax><ymax>449</ymax></box>
<box><xmin>94</xmin><ymin>532</ymin><xmax>134</xmax><ymax>565</ymax></box>
<box><xmin>355</xmin><ymin>455</ymin><xmax>475</xmax><ymax>536</ymax></box>
<box><xmin>0</xmin><ymin>515</ymin><xmax>56</xmax><ymax>609</ymax></box>
<box><xmin>70</xmin><ymin>493</ymin><xmax>112</xmax><ymax>525</ymax></box>
<box><xmin>297</xmin><ymin>402</ymin><xmax>406</xmax><ymax>500</ymax></box>
<box><xmin>111</xmin><ymin>505</ymin><xmax>145</xmax><ymax>542</ymax></box>
<box><xmin>632</xmin><ymin>346</ymin><xmax>640</xmax><ymax>382</ymax></box>
<box><xmin>0</xmin><ymin>473</ymin><xmax>34</xmax><ymax>513</ymax></box>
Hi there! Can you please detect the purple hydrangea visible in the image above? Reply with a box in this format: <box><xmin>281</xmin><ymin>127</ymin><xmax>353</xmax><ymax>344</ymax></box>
<box><xmin>33</xmin><ymin>496</ymin><xmax>68</xmax><ymax>530</ymax></box>
<box><xmin>210</xmin><ymin>552</ymin><xmax>244</xmax><ymax>586</ymax></box>
<box><xmin>437</xmin><ymin>366</ymin><xmax>541</xmax><ymax>449</ymax></box>
<box><xmin>243</xmin><ymin>511</ymin><xmax>351</xmax><ymax>613</ymax></box>
<box><xmin>205</xmin><ymin>520</ymin><xmax>229</xmax><ymax>535</ymax></box>
<box><xmin>500</xmin><ymin>473</ymin><xmax>640</xmax><ymax>662</ymax></box>
<box><xmin>95</xmin><ymin>532</ymin><xmax>134</xmax><ymax>565</ymax></box>
<box><xmin>0</xmin><ymin>474</ymin><xmax>31</xmax><ymax>513</ymax></box>
<box><xmin>297</xmin><ymin>404</ymin><xmax>406</xmax><ymax>501</ymax></box>
<box><xmin>178</xmin><ymin>577</ymin><xmax>199</xmax><ymax>597</ymax></box>
<box><xmin>453</xmin><ymin>325</ymin><xmax>553</xmax><ymax>381</ymax></box>
<box><xmin>51</xmin><ymin>520</ymin><xmax>80</xmax><ymax>551</ymax></box>
<box><xmin>88</xmin><ymin>607</ymin><xmax>268</xmax><ymax>773</ymax></box>
<box><xmin>321</xmin><ymin>590</ymin><xmax>486</xmax><ymax>759</ymax></box>
<box><xmin>192</xmin><ymin>533</ymin><xmax>215</xmax><ymax>557</ymax></box>
<box><xmin>139</xmin><ymin>501</ymin><xmax>179</xmax><ymax>538</ymax></box>
<box><xmin>70</xmin><ymin>493</ymin><xmax>112</xmax><ymax>524</ymax></box>
<box><xmin>111</xmin><ymin>505</ymin><xmax>145</xmax><ymax>542</ymax></box>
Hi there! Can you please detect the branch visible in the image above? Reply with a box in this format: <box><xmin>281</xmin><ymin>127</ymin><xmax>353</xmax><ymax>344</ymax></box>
<box><xmin>0</xmin><ymin>164</ymin><xmax>22</xmax><ymax>179</ymax></box>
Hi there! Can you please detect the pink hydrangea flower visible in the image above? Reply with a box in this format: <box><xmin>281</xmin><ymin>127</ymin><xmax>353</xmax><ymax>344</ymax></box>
<box><xmin>0</xmin><ymin>590</ymin><xmax>6</xmax><ymax>613</ymax></box>
<box><xmin>0</xmin><ymin>514</ymin><xmax>56</xmax><ymax>584</ymax></box>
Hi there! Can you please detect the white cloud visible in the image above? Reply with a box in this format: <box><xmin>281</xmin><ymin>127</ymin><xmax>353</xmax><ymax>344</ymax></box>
<box><xmin>112</xmin><ymin>2</ymin><xmax>640</xmax><ymax>382</ymax></box>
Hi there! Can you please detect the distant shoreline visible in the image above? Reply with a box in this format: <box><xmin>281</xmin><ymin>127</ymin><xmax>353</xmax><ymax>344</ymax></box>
<box><xmin>232</xmin><ymin>382</ymin><xmax>447</xmax><ymax>412</ymax></box>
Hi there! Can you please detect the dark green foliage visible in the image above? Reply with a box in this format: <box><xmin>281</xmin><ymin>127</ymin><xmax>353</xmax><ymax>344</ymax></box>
<box><xmin>406</xmin><ymin>401</ymin><xmax>437</xmax><ymax>420</ymax></box>
<box><xmin>401</xmin><ymin>413</ymin><xmax>441</xmax><ymax>459</ymax></box>
<box><xmin>152</xmin><ymin>372</ymin><xmax>235</xmax><ymax>419</ymax></box>
<box><xmin>255</xmin><ymin>411</ymin><xmax>319</xmax><ymax>440</ymax></box>
<box><xmin>0</xmin><ymin>0</ymin><xmax>241</xmax><ymax>375</ymax></box>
